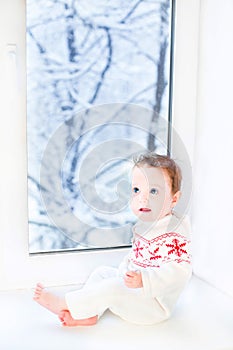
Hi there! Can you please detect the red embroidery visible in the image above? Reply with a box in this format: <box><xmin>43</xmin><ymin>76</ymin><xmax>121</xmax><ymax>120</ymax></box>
<box><xmin>133</xmin><ymin>240</ymin><xmax>144</xmax><ymax>259</ymax></box>
<box><xmin>166</xmin><ymin>238</ymin><xmax>187</xmax><ymax>257</ymax></box>
<box><xmin>148</xmin><ymin>246</ymin><xmax>162</xmax><ymax>261</ymax></box>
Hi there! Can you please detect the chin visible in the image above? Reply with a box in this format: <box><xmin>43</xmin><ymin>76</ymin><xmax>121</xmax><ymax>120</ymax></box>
<box><xmin>137</xmin><ymin>212</ymin><xmax>158</xmax><ymax>222</ymax></box>
<box><xmin>140</xmin><ymin>217</ymin><xmax>156</xmax><ymax>222</ymax></box>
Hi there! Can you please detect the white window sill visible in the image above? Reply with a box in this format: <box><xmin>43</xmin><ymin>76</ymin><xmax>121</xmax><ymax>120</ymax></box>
<box><xmin>1</xmin><ymin>275</ymin><xmax>232</xmax><ymax>350</ymax></box>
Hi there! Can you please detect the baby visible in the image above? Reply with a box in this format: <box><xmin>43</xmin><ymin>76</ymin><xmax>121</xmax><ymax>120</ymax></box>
<box><xmin>34</xmin><ymin>152</ymin><xmax>192</xmax><ymax>326</ymax></box>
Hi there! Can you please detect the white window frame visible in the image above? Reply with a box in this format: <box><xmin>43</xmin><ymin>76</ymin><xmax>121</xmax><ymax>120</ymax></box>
<box><xmin>0</xmin><ymin>0</ymin><xmax>200</xmax><ymax>290</ymax></box>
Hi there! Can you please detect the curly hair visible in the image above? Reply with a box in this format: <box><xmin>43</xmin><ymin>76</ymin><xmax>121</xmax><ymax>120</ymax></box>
<box><xmin>133</xmin><ymin>152</ymin><xmax>182</xmax><ymax>194</ymax></box>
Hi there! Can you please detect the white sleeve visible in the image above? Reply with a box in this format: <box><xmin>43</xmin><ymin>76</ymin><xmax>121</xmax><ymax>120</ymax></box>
<box><xmin>141</xmin><ymin>261</ymin><xmax>192</xmax><ymax>298</ymax></box>
<box><xmin>118</xmin><ymin>253</ymin><xmax>130</xmax><ymax>278</ymax></box>
<box><xmin>118</xmin><ymin>226</ymin><xmax>136</xmax><ymax>278</ymax></box>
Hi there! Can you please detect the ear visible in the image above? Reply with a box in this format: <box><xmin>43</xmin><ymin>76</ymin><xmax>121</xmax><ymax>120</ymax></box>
<box><xmin>171</xmin><ymin>191</ymin><xmax>181</xmax><ymax>208</ymax></box>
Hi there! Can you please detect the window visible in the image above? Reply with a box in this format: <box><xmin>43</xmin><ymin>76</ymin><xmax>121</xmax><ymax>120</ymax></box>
<box><xmin>27</xmin><ymin>0</ymin><xmax>174</xmax><ymax>254</ymax></box>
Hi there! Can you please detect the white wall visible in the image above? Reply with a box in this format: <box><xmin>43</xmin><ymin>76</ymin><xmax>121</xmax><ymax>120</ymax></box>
<box><xmin>192</xmin><ymin>0</ymin><xmax>233</xmax><ymax>297</ymax></box>
<box><xmin>0</xmin><ymin>0</ymin><xmax>28</xmax><ymax>288</ymax></box>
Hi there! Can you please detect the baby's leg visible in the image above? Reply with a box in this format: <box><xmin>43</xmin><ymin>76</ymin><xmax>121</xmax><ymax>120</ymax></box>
<box><xmin>59</xmin><ymin>310</ymin><xmax>98</xmax><ymax>327</ymax></box>
<box><xmin>34</xmin><ymin>283</ymin><xmax>98</xmax><ymax>326</ymax></box>
<box><xmin>33</xmin><ymin>283</ymin><xmax>67</xmax><ymax>315</ymax></box>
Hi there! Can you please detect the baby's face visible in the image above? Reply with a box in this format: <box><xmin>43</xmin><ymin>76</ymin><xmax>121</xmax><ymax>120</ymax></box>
<box><xmin>130</xmin><ymin>165</ymin><xmax>176</xmax><ymax>222</ymax></box>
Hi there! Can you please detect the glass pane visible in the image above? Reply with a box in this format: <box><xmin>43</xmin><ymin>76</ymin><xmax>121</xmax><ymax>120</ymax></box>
<box><xmin>27</xmin><ymin>0</ymin><xmax>174</xmax><ymax>253</ymax></box>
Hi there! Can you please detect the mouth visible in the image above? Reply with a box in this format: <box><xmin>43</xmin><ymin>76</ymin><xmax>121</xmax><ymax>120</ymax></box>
<box><xmin>139</xmin><ymin>208</ymin><xmax>151</xmax><ymax>212</ymax></box>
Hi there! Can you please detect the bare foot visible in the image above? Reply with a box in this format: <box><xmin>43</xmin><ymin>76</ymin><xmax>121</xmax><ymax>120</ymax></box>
<box><xmin>59</xmin><ymin>310</ymin><xmax>98</xmax><ymax>327</ymax></box>
<box><xmin>33</xmin><ymin>283</ymin><xmax>67</xmax><ymax>315</ymax></box>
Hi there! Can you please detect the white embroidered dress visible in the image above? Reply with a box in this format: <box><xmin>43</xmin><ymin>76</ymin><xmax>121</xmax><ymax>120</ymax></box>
<box><xmin>65</xmin><ymin>213</ymin><xmax>192</xmax><ymax>325</ymax></box>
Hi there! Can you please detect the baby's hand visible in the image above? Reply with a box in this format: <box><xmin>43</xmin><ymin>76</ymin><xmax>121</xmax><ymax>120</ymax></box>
<box><xmin>124</xmin><ymin>270</ymin><xmax>143</xmax><ymax>288</ymax></box>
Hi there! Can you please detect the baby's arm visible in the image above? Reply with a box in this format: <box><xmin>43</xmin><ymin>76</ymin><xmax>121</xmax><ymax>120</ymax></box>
<box><xmin>118</xmin><ymin>252</ymin><xmax>143</xmax><ymax>288</ymax></box>
<box><xmin>141</xmin><ymin>261</ymin><xmax>192</xmax><ymax>298</ymax></box>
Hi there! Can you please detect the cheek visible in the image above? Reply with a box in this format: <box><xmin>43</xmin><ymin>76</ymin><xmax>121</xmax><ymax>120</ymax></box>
<box><xmin>130</xmin><ymin>196</ymin><xmax>143</xmax><ymax>218</ymax></box>
<box><xmin>158</xmin><ymin>194</ymin><xmax>173</xmax><ymax>213</ymax></box>
<box><xmin>150</xmin><ymin>194</ymin><xmax>171</xmax><ymax>216</ymax></box>
<box><xmin>151</xmin><ymin>194</ymin><xmax>164</xmax><ymax>208</ymax></box>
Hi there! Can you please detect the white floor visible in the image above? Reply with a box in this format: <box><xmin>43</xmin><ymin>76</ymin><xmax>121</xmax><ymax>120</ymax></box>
<box><xmin>0</xmin><ymin>276</ymin><xmax>233</xmax><ymax>350</ymax></box>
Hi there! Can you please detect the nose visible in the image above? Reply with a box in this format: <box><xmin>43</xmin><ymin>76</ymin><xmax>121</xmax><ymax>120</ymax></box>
<box><xmin>139</xmin><ymin>192</ymin><xmax>149</xmax><ymax>203</ymax></box>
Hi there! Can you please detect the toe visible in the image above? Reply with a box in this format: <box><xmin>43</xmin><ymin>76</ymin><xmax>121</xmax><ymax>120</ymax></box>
<box><xmin>58</xmin><ymin>310</ymin><xmax>65</xmax><ymax>322</ymax></box>
<box><xmin>36</xmin><ymin>283</ymin><xmax>44</xmax><ymax>289</ymax></box>
<box><xmin>34</xmin><ymin>290</ymin><xmax>41</xmax><ymax>297</ymax></box>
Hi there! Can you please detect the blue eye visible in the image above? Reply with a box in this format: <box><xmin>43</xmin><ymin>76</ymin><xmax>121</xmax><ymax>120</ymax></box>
<box><xmin>150</xmin><ymin>188</ymin><xmax>158</xmax><ymax>195</ymax></box>
<box><xmin>133</xmin><ymin>187</ymin><xmax>140</xmax><ymax>194</ymax></box>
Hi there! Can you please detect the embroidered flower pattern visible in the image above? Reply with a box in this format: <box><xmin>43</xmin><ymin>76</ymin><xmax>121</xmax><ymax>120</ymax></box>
<box><xmin>166</xmin><ymin>238</ymin><xmax>187</xmax><ymax>257</ymax></box>
<box><xmin>133</xmin><ymin>240</ymin><xmax>144</xmax><ymax>259</ymax></box>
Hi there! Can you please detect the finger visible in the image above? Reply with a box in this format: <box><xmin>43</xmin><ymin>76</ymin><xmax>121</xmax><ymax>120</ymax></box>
<box><xmin>58</xmin><ymin>311</ymin><xmax>65</xmax><ymax>321</ymax></box>
<box><xmin>125</xmin><ymin>271</ymin><xmax>134</xmax><ymax>278</ymax></box>
<box><xmin>125</xmin><ymin>273</ymin><xmax>132</xmax><ymax>278</ymax></box>
<box><xmin>124</xmin><ymin>279</ymin><xmax>133</xmax><ymax>288</ymax></box>
<box><xmin>125</xmin><ymin>276</ymin><xmax>133</xmax><ymax>284</ymax></box>
<box><xmin>127</xmin><ymin>271</ymin><xmax>140</xmax><ymax>278</ymax></box>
